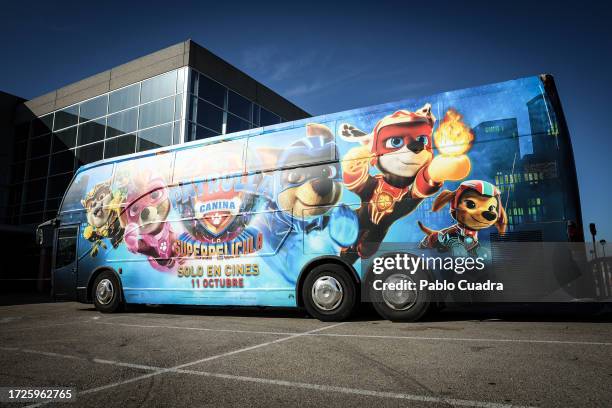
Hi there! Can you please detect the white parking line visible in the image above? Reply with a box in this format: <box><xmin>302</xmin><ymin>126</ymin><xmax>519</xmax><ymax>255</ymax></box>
<box><xmin>23</xmin><ymin>322</ymin><xmax>345</xmax><ymax>408</ymax></box>
<box><xmin>97</xmin><ymin>321</ymin><xmax>298</xmax><ymax>336</ymax></box>
<box><xmin>173</xmin><ymin>368</ymin><xmax>535</xmax><ymax>408</ymax></box>
<box><xmin>0</xmin><ymin>321</ymin><xmax>85</xmax><ymax>332</ymax></box>
<box><xmin>96</xmin><ymin>320</ymin><xmax>612</xmax><ymax>346</ymax></box>
<box><xmin>4</xmin><ymin>344</ymin><xmax>534</xmax><ymax>408</ymax></box>
<box><xmin>0</xmin><ymin>315</ymin><xmax>127</xmax><ymax>333</ymax></box>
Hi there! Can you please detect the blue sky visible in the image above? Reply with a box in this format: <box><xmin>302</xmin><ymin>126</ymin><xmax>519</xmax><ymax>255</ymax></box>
<box><xmin>1</xmin><ymin>0</ymin><xmax>611</xmax><ymax>245</ymax></box>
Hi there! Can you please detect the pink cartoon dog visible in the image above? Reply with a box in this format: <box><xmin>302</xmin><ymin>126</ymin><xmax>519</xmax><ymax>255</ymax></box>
<box><xmin>122</xmin><ymin>171</ymin><xmax>177</xmax><ymax>271</ymax></box>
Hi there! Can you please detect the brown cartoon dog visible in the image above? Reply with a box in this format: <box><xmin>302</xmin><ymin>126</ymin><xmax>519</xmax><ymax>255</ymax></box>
<box><xmin>418</xmin><ymin>180</ymin><xmax>506</xmax><ymax>257</ymax></box>
<box><xmin>81</xmin><ymin>181</ymin><xmax>124</xmax><ymax>255</ymax></box>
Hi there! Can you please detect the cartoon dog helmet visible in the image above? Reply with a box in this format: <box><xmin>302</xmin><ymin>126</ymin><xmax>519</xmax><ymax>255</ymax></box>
<box><xmin>274</xmin><ymin>123</ymin><xmax>341</xmax><ymax>193</ymax></box>
<box><xmin>451</xmin><ymin>180</ymin><xmax>501</xmax><ymax>211</ymax></box>
<box><xmin>369</xmin><ymin>104</ymin><xmax>436</xmax><ymax>165</ymax></box>
<box><xmin>277</xmin><ymin>123</ymin><xmax>336</xmax><ymax>168</ymax></box>
<box><xmin>452</xmin><ymin>180</ymin><xmax>507</xmax><ymax>234</ymax></box>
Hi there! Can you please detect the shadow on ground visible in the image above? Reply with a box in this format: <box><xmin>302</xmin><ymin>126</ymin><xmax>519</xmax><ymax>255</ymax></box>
<box><xmin>2</xmin><ymin>290</ymin><xmax>610</xmax><ymax>323</ymax></box>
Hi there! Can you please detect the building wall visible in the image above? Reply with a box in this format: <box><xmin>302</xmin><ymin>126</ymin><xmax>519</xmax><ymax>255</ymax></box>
<box><xmin>8</xmin><ymin>40</ymin><xmax>310</xmax><ymax>228</ymax></box>
<box><xmin>9</xmin><ymin>68</ymin><xmax>188</xmax><ymax>226</ymax></box>
<box><xmin>0</xmin><ymin>92</ymin><xmax>24</xmax><ymax>224</ymax></box>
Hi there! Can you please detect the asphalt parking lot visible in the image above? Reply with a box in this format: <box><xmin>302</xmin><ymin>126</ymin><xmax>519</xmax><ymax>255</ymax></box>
<box><xmin>0</xmin><ymin>301</ymin><xmax>611</xmax><ymax>408</ymax></box>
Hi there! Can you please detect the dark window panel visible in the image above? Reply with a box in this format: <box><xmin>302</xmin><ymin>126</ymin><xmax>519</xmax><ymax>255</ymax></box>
<box><xmin>189</xmin><ymin>71</ymin><xmax>198</xmax><ymax>94</ymax></box>
<box><xmin>9</xmin><ymin>186</ymin><xmax>22</xmax><ymax>205</ymax></box>
<box><xmin>23</xmin><ymin>200</ymin><xmax>45</xmax><ymax>214</ymax></box>
<box><xmin>53</xmin><ymin>106</ymin><xmax>79</xmax><ymax>130</ymax></box>
<box><xmin>107</xmin><ymin>108</ymin><xmax>137</xmax><ymax>138</ymax></box>
<box><xmin>196</xmin><ymin>99</ymin><xmax>223</xmax><ymax>133</ymax></box>
<box><xmin>79</xmin><ymin>94</ymin><xmax>108</xmax><ymax>122</ymax></box>
<box><xmin>195</xmin><ymin>124</ymin><xmax>219</xmax><ymax>140</ymax></box>
<box><xmin>141</xmin><ymin>70</ymin><xmax>177</xmax><ymax>104</ymax></box>
<box><xmin>109</xmin><ymin>83</ymin><xmax>140</xmax><ymax>114</ymax></box>
<box><xmin>45</xmin><ymin>210</ymin><xmax>58</xmax><ymax>220</ymax></box>
<box><xmin>53</xmin><ymin>127</ymin><xmax>77</xmax><ymax>152</ymax></box>
<box><xmin>9</xmin><ymin>205</ymin><xmax>20</xmax><ymax>221</ymax></box>
<box><xmin>228</xmin><ymin>91</ymin><xmax>251</xmax><ymax>121</ymax></box>
<box><xmin>50</xmin><ymin>151</ymin><xmax>76</xmax><ymax>175</ymax></box>
<box><xmin>78</xmin><ymin>117</ymin><xmax>106</xmax><ymax>145</ymax></box>
<box><xmin>13</xmin><ymin>140</ymin><xmax>27</xmax><ymax>161</ymax></box>
<box><xmin>25</xmin><ymin>179</ymin><xmax>46</xmax><ymax>201</ymax></box>
<box><xmin>198</xmin><ymin>75</ymin><xmax>225</xmax><ymax>108</ymax></box>
<box><xmin>104</xmin><ymin>134</ymin><xmax>136</xmax><ymax>159</ymax></box>
<box><xmin>76</xmin><ymin>142</ymin><xmax>103</xmax><ymax>167</ymax></box>
<box><xmin>187</xmin><ymin>122</ymin><xmax>195</xmax><ymax>141</ymax></box>
<box><xmin>10</xmin><ymin>162</ymin><xmax>25</xmax><ymax>184</ymax></box>
<box><xmin>29</xmin><ymin>134</ymin><xmax>52</xmax><ymax>158</ymax></box>
<box><xmin>226</xmin><ymin>114</ymin><xmax>250</xmax><ymax>134</ymax></box>
<box><xmin>260</xmin><ymin>108</ymin><xmax>280</xmax><ymax>126</ymax></box>
<box><xmin>41</xmin><ymin>114</ymin><xmax>54</xmax><ymax>130</ymax></box>
<box><xmin>188</xmin><ymin>95</ymin><xmax>197</xmax><ymax>121</ymax></box>
<box><xmin>46</xmin><ymin>197</ymin><xmax>62</xmax><ymax>212</ymax></box>
<box><xmin>252</xmin><ymin>105</ymin><xmax>260</xmax><ymax>127</ymax></box>
<box><xmin>32</xmin><ymin>115</ymin><xmax>53</xmax><ymax>137</ymax></box>
<box><xmin>21</xmin><ymin>212</ymin><xmax>44</xmax><ymax>224</ymax></box>
<box><xmin>27</xmin><ymin>156</ymin><xmax>49</xmax><ymax>179</ymax></box>
<box><xmin>47</xmin><ymin>173</ymin><xmax>73</xmax><ymax>199</ymax></box>
<box><xmin>15</xmin><ymin>122</ymin><xmax>30</xmax><ymax>141</ymax></box>
<box><xmin>138</xmin><ymin>96</ymin><xmax>174</xmax><ymax>130</ymax></box>
<box><xmin>137</xmin><ymin>123</ymin><xmax>172</xmax><ymax>152</ymax></box>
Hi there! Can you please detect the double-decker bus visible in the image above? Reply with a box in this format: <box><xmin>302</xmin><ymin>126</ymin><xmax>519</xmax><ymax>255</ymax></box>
<box><xmin>36</xmin><ymin>75</ymin><xmax>586</xmax><ymax>321</ymax></box>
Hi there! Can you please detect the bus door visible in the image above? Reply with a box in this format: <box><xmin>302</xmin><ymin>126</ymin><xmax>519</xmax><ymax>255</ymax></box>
<box><xmin>52</xmin><ymin>225</ymin><xmax>79</xmax><ymax>300</ymax></box>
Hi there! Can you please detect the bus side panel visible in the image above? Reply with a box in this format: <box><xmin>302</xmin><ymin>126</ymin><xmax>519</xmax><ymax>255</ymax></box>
<box><xmin>59</xmin><ymin>75</ymin><xmax>584</xmax><ymax>307</ymax></box>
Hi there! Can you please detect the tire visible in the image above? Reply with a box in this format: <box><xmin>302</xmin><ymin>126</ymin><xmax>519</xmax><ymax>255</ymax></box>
<box><xmin>366</xmin><ymin>254</ymin><xmax>432</xmax><ymax>322</ymax></box>
<box><xmin>302</xmin><ymin>263</ymin><xmax>357</xmax><ymax>322</ymax></box>
<box><xmin>92</xmin><ymin>271</ymin><xmax>124</xmax><ymax>313</ymax></box>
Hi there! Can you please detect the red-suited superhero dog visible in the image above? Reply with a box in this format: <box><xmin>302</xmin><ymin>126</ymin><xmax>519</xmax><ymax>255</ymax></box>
<box><xmin>339</xmin><ymin>104</ymin><xmax>471</xmax><ymax>264</ymax></box>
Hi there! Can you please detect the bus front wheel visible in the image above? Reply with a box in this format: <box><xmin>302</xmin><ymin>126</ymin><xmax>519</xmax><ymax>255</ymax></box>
<box><xmin>92</xmin><ymin>271</ymin><xmax>124</xmax><ymax>313</ymax></box>
<box><xmin>302</xmin><ymin>264</ymin><xmax>356</xmax><ymax>322</ymax></box>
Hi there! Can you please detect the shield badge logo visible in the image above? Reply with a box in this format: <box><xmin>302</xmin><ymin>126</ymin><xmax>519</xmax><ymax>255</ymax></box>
<box><xmin>193</xmin><ymin>196</ymin><xmax>241</xmax><ymax>237</ymax></box>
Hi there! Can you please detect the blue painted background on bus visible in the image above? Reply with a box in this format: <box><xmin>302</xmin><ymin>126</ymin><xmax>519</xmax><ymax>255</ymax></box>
<box><xmin>61</xmin><ymin>76</ymin><xmax>573</xmax><ymax>307</ymax></box>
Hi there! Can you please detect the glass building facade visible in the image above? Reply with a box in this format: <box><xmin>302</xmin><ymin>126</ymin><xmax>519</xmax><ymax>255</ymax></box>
<box><xmin>8</xmin><ymin>67</ymin><xmax>289</xmax><ymax>225</ymax></box>
<box><xmin>187</xmin><ymin>68</ymin><xmax>283</xmax><ymax>140</ymax></box>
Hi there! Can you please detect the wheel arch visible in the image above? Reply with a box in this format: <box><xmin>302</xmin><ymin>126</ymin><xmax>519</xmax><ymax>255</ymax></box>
<box><xmin>296</xmin><ymin>255</ymin><xmax>360</xmax><ymax>307</ymax></box>
<box><xmin>86</xmin><ymin>266</ymin><xmax>124</xmax><ymax>302</ymax></box>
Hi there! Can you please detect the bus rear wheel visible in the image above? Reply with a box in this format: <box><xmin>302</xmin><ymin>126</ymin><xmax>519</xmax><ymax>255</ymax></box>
<box><xmin>367</xmin><ymin>268</ymin><xmax>431</xmax><ymax>322</ymax></box>
<box><xmin>302</xmin><ymin>264</ymin><xmax>356</xmax><ymax>322</ymax></box>
<box><xmin>93</xmin><ymin>271</ymin><xmax>124</xmax><ymax>313</ymax></box>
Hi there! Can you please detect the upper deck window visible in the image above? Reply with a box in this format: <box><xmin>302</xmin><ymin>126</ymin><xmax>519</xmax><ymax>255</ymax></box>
<box><xmin>60</xmin><ymin>163</ymin><xmax>113</xmax><ymax>214</ymax></box>
<box><xmin>246</xmin><ymin>122</ymin><xmax>336</xmax><ymax>173</ymax></box>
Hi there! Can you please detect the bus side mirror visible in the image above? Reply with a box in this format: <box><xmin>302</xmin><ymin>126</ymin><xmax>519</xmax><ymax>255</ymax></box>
<box><xmin>36</xmin><ymin>218</ymin><xmax>57</xmax><ymax>248</ymax></box>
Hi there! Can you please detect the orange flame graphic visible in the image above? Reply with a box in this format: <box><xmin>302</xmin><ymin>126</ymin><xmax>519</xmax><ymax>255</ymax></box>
<box><xmin>434</xmin><ymin>109</ymin><xmax>474</xmax><ymax>156</ymax></box>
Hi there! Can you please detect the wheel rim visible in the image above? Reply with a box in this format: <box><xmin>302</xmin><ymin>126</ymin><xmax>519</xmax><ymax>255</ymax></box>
<box><xmin>311</xmin><ymin>275</ymin><xmax>343</xmax><ymax>311</ymax></box>
<box><xmin>96</xmin><ymin>278</ymin><xmax>114</xmax><ymax>305</ymax></box>
<box><xmin>381</xmin><ymin>273</ymin><xmax>417</xmax><ymax>311</ymax></box>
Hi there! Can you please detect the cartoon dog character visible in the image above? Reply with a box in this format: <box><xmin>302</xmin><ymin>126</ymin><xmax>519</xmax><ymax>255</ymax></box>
<box><xmin>81</xmin><ymin>181</ymin><xmax>124</xmax><ymax>255</ymax></box>
<box><xmin>255</xmin><ymin>123</ymin><xmax>359</xmax><ymax>284</ymax></box>
<box><xmin>418</xmin><ymin>180</ymin><xmax>507</xmax><ymax>257</ymax></box>
<box><xmin>339</xmin><ymin>104</ymin><xmax>471</xmax><ymax>263</ymax></box>
<box><xmin>122</xmin><ymin>170</ymin><xmax>177</xmax><ymax>271</ymax></box>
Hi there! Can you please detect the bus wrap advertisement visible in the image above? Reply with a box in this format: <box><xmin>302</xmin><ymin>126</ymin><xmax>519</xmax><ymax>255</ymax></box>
<box><xmin>48</xmin><ymin>75</ymin><xmax>596</xmax><ymax>321</ymax></box>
